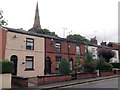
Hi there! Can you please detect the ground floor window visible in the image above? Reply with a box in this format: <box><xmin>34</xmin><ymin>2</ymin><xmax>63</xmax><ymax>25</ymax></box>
<box><xmin>55</xmin><ymin>56</ymin><xmax>62</xmax><ymax>70</ymax></box>
<box><xmin>25</xmin><ymin>56</ymin><xmax>34</xmax><ymax>70</ymax></box>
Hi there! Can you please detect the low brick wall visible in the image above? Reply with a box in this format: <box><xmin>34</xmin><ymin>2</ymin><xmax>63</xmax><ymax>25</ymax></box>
<box><xmin>100</xmin><ymin>71</ymin><xmax>114</xmax><ymax>77</ymax></box>
<box><xmin>37</xmin><ymin>74</ymin><xmax>72</xmax><ymax>85</ymax></box>
<box><xmin>116</xmin><ymin>70</ymin><xmax>120</xmax><ymax>74</ymax></box>
<box><xmin>77</xmin><ymin>72</ymin><xmax>97</xmax><ymax>79</ymax></box>
<box><xmin>114</xmin><ymin>69</ymin><xmax>120</xmax><ymax>74</ymax></box>
<box><xmin>12</xmin><ymin>76</ymin><xmax>29</xmax><ymax>87</ymax></box>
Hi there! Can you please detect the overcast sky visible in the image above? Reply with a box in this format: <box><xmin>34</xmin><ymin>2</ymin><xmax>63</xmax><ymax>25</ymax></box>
<box><xmin>0</xmin><ymin>0</ymin><xmax>119</xmax><ymax>44</ymax></box>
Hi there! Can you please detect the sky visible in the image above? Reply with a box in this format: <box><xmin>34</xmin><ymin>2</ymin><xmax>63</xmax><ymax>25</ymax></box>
<box><xmin>0</xmin><ymin>0</ymin><xmax>120</xmax><ymax>44</ymax></box>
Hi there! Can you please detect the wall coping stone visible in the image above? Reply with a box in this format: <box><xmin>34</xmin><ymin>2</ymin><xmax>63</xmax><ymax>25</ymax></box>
<box><xmin>12</xmin><ymin>76</ymin><xmax>29</xmax><ymax>80</ymax></box>
<box><xmin>77</xmin><ymin>72</ymin><xmax>97</xmax><ymax>74</ymax></box>
<box><xmin>37</xmin><ymin>74</ymin><xmax>71</xmax><ymax>78</ymax></box>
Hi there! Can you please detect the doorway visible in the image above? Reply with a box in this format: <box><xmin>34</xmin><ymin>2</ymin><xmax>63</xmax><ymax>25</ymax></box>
<box><xmin>45</xmin><ymin>57</ymin><xmax>51</xmax><ymax>74</ymax></box>
<box><xmin>10</xmin><ymin>55</ymin><xmax>18</xmax><ymax>75</ymax></box>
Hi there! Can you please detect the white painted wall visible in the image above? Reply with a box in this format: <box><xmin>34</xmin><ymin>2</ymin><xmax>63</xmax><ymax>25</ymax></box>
<box><xmin>0</xmin><ymin>74</ymin><xmax>11</xmax><ymax>89</ymax></box>
<box><xmin>110</xmin><ymin>50</ymin><xmax>119</xmax><ymax>63</ymax></box>
<box><xmin>5</xmin><ymin>31</ymin><xmax>45</xmax><ymax>77</ymax></box>
<box><xmin>88</xmin><ymin>45</ymin><xmax>98</xmax><ymax>60</ymax></box>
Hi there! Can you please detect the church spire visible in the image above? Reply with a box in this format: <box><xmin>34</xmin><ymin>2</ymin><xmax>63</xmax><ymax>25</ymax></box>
<box><xmin>28</xmin><ymin>2</ymin><xmax>41</xmax><ymax>32</ymax></box>
<box><xmin>33</xmin><ymin>2</ymin><xmax>41</xmax><ymax>28</ymax></box>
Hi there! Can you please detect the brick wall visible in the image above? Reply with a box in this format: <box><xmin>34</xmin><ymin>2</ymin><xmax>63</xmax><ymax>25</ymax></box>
<box><xmin>37</xmin><ymin>74</ymin><xmax>72</xmax><ymax>85</ymax></box>
<box><xmin>77</xmin><ymin>72</ymin><xmax>97</xmax><ymax>79</ymax></box>
<box><xmin>100</xmin><ymin>71</ymin><xmax>114</xmax><ymax>77</ymax></box>
<box><xmin>45</xmin><ymin>38</ymin><xmax>85</xmax><ymax>74</ymax></box>
<box><xmin>0</xmin><ymin>28</ymin><xmax>7</xmax><ymax>59</ymax></box>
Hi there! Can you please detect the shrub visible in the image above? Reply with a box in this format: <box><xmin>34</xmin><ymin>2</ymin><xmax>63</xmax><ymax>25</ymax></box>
<box><xmin>0</xmin><ymin>60</ymin><xmax>14</xmax><ymax>74</ymax></box>
<box><xmin>96</xmin><ymin>57</ymin><xmax>113</xmax><ymax>71</ymax></box>
<box><xmin>59</xmin><ymin>58</ymin><xmax>70</xmax><ymax>75</ymax></box>
<box><xmin>83</xmin><ymin>48</ymin><xmax>96</xmax><ymax>72</ymax></box>
<box><xmin>110</xmin><ymin>62</ymin><xmax>120</xmax><ymax>68</ymax></box>
<box><xmin>83</xmin><ymin>62</ymin><xmax>96</xmax><ymax>72</ymax></box>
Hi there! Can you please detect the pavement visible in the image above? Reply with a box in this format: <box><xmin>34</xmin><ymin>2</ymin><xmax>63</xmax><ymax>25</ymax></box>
<box><xmin>26</xmin><ymin>74</ymin><xmax>120</xmax><ymax>90</ymax></box>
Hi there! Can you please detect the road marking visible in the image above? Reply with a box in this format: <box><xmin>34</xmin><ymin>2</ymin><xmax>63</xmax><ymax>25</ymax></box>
<box><xmin>60</xmin><ymin>77</ymin><xmax>118</xmax><ymax>89</ymax></box>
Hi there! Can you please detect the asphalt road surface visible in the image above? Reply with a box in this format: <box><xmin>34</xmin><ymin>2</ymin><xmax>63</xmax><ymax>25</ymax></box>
<box><xmin>59</xmin><ymin>77</ymin><xmax>119</xmax><ymax>90</ymax></box>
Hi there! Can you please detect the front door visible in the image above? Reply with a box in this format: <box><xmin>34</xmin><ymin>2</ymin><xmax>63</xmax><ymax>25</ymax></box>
<box><xmin>10</xmin><ymin>55</ymin><xmax>18</xmax><ymax>75</ymax></box>
<box><xmin>45</xmin><ymin>57</ymin><xmax>51</xmax><ymax>74</ymax></box>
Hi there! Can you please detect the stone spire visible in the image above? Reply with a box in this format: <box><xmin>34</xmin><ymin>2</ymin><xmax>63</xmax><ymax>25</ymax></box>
<box><xmin>28</xmin><ymin>2</ymin><xmax>41</xmax><ymax>32</ymax></box>
<box><xmin>33</xmin><ymin>2</ymin><xmax>41</xmax><ymax>28</ymax></box>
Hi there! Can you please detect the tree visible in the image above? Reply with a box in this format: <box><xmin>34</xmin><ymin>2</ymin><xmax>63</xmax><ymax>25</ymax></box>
<box><xmin>36</xmin><ymin>28</ymin><xmax>59</xmax><ymax>37</ymax></box>
<box><xmin>66</xmin><ymin>34</ymin><xmax>90</xmax><ymax>43</ymax></box>
<box><xmin>83</xmin><ymin>48</ymin><xmax>96</xmax><ymax>72</ymax></box>
<box><xmin>76</xmin><ymin>55</ymin><xmax>82</xmax><ymax>72</ymax></box>
<box><xmin>96</xmin><ymin>56</ymin><xmax>113</xmax><ymax>71</ymax></box>
<box><xmin>59</xmin><ymin>58</ymin><xmax>70</xmax><ymax>75</ymax></box>
<box><xmin>98</xmin><ymin>48</ymin><xmax>115</xmax><ymax>63</ymax></box>
<box><xmin>0</xmin><ymin>10</ymin><xmax>7</xmax><ymax>27</ymax></box>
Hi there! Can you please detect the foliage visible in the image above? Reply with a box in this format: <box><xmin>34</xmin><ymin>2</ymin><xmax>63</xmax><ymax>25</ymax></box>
<box><xmin>110</xmin><ymin>62</ymin><xmax>120</xmax><ymax>68</ymax></box>
<box><xmin>0</xmin><ymin>10</ymin><xmax>7</xmax><ymax>27</ymax></box>
<box><xmin>83</xmin><ymin>48</ymin><xmax>96</xmax><ymax>72</ymax></box>
<box><xmin>98</xmin><ymin>48</ymin><xmax>115</xmax><ymax>63</ymax></box>
<box><xmin>0</xmin><ymin>60</ymin><xmax>14</xmax><ymax>74</ymax></box>
<box><xmin>66</xmin><ymin>34</ymin><xmax>90</xmax><ymax>43</ymax></box>
<box><xmin>76</xmin><ymin>55</ymin><xmax>83</xmax><ymax>72</ymax></box>
<box><xmin>59</xmin><ymin>58</ymin><xmax>70</xmax><ymax>75</ymax></box>
<box><xmin>36</xmin><ymin>28</ymin><xmax>59</xmax><ymax>37</ymax></box>
<box><xmin>85</xmin><ymin>48</ymin><xmax>93</xmax><ymax>64</ymax></box>
<box><xmin>83</xmin><ymin>63</ymin><xmax>96</xmax><ymax>72</ymax></box>
<box><xmin>96</xmin><ymin>57</ymin><xmax>113</xmax><ymax>71</ymax></box>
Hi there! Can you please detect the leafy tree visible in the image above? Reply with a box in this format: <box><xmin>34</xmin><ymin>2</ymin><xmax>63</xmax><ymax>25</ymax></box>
<box><xmin>83</xmin><ymin>48</ymin><xmax>96</xmax><ymax>72</ymax></box>
<box><xmin>76</xmin><ymin>55</ymin><xmax>83</xmax><ymax>72</ymax></box>
<box><xmin>66</xmin><ymin>34</ymin><xmax>90</xmax><ymax>43</ymax></box>
<box><xmin>96</xmin><ymin>56</ymin><xmax>113</xmax><ymax>71</ymax></box>
<box><xmin>59</xmin><ymin>58</ymin><xmax>70</xmax><ymax>75</ymax></box>
<box><xmin>0</xmin><ymin>10</ymin><xmax>7</xmax><ymax>27</ymax></box>
<box><xmin>98</xmin><ymin>48</ymin><xmax>115</xmax><ymax>63</ymax></box>
<box><xmin>36</xmin><ymin>28</ymin><xmax>59</xmax><ymax>37</ymax></box>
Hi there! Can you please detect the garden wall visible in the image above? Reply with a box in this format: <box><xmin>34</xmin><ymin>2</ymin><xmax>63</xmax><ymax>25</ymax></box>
<box><xmin>12</xmin><ymin>76</ymin><xmax>29</xmax><ymax>87</ymax></box>
<box><xmin>77</xmin><ymin>72</ymin><xmax>98</xmax><ymax>79</ymax></box>
<box><xmin>100</xmin><ymin>71</ymin><xmax>114</xmax><ymax>77</ymax></box>
<box><xmin>37</xmin><ymin>74</ymin><xmax>71</xmax><ymax>85</ymax></box>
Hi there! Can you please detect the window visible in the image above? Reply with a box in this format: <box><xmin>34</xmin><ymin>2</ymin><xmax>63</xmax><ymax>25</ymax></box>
<box><xmin>55</xmin><ymin>42</ymin><xmax>61</xmax><ymax>52</ymax></box>
<box><xmin>56</xmin><ymin>56</ymin><xmax>62</xmax><ymax>70</ymax></box>
<box><xmin>69</xmin><ymin>60</ymin><xmax>73</xmax><ymax>70</ymax></box>
<box><xmin>25</xmin><ymin>56</ymin><xmax>34</xmax><ymax>70</ymax></box>
<box><xmin>91</xmin><ymin>48</ymin><xmax>96</xmax><ymax>57</ymax></box>
<box><xmin>26</xmin><ymin>38</ymin><xmax>34</xmax><ymax>50</ymax></box>
<box><xmin>76</xmin><ymin>46</ymin><xmax>80</xmax><ymax>54</ymax></box>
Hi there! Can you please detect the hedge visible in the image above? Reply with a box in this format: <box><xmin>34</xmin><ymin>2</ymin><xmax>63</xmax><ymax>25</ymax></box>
<box><xmin>0</xmin><ymin>60</ymin><xmax>14</xmax><ymax>74</ymax></box>
<box><xmin>110</xmin><ymin>62</ymin><xmax>120</xmax><ymax>68</ymax></box>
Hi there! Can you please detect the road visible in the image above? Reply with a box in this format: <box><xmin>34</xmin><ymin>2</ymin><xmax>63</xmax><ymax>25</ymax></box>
<box><xmin>58</xmin><ymin>77</ymin><xmax>119</xmax><ymax>89</ymax></box>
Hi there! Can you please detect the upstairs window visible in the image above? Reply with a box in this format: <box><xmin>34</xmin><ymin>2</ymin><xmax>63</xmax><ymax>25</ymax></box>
<box><xmin>55</xmin><ymin>42</ymin><xmax>61</xmax><ymax>52</ymax></box>
<box><xmin>76</xmin><ymin>45</ymin><xmax>80</xmax><ymax>54</ymax></box>
<box><xmin>26</xmin><ymin>38</ymin><xmax>34</xmax><ymax>50</ymax></box>
<box><xmin>91</xmin><ymin>48</ymin><xmax>96</xmax><ymax>57</ymax></box>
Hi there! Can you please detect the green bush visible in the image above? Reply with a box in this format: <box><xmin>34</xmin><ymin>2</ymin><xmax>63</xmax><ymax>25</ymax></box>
<box><xmin>59</xmin><ymin>58</ymin><xmax>70</xmax><ymax>75</ymax></box>
<box><xmin>0</xmin><ymin>60</ymin><xmax>14</xmax><ymax>74</ymax></box>
<box><xmin>83</xmin><ymin>48</ymin><xmax>96</xmax><ymax>72</ymax></box>
<box><xmin>110</xmin><ymin>62</ymin><xmax>120</xmax><ymax>68</ymax></box>
<box><xmin>96</xmin><ymin>57</ymin><xmax>113</xmax><ymax>71</ymax></box>
<box><xmin>83</xmin><ymin>62</ymin><xmax>96</xmax><ymax>72</ymax></box>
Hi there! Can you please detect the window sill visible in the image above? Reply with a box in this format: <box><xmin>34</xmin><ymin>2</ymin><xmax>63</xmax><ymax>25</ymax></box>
<box><xmin>25</xmin><ymin>69</ymin><xmax>34</xmax><ymax>71</ymax></box>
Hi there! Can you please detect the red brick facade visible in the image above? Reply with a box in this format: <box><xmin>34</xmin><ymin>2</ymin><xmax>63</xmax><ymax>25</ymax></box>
<box><xmin>0</xmin><ymin>28</ymin><xmax>7</xmax><ymax>59</ymax></box>
<box><xmin>45</xmin><ymin>38</ymin><xmax>85</xmax><ymax>74</ymax></box>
